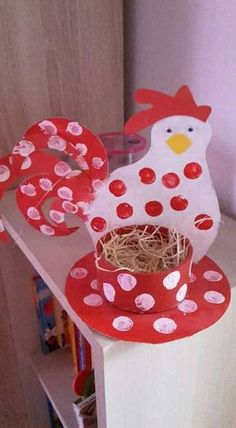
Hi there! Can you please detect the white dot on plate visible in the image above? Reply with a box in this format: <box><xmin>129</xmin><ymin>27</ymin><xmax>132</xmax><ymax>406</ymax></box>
<box><xmin>0</xmin><ymin>165</ymin><xmax>10</xmax><ymax>182</ymax></box>
<box><xmin>13</xmin><ymin>140</ymin><xmax>35</xmax><ymax>157</ymax></box>
<box><xmin>92</xmin><ymin>157</ymin><xmax>105</xmax><ymax>169</ymax></box>
<box><xmin>83</xmin><ymin>293</ymin><xmax>103</xmax><ymax>307</ymax></box>
<box><xmin>21</xmin><ymin>156</ymin><xmax>32</xmax><ymax>170</ymax></box>
<box><xmin>66</xmin><ymin>121</ymin><xmax>83</xmax><ymax>136</ymax></box>
<box><xmin>40</xmin><ymin>224</ymin><xmax>55</xmax><ymax>235</ymax></box>
<box><xmin>62</xmin><ymin>201</ymin><xmax>78</xmax><ymax>213</ymax></box>
<box><xmin>190</xmin><ymin>273</ymin><xmax>196</xmax><ymax>283</ymax></box>
<box><xmin>204</xmin><ymin>291</ymin><xmax>225</xmax><ymax>304</ymax></box>
<box><xmin>176</xmin><ymin>283</ymin><xmax>188</xmax><ymax>302</ymax></box>
<box><xmin>50</xmin><ymin>209</ymin><xmax>65</xmax><ymax>224</ymax></box>
<box><xmin>27</xmin><ymin>206</ymin><xmax>41</xmax><ymax>220</ymax></box>
<box><xmin>54</xmin><ymin>161</ymin><xmax>72</xmax><ymax>177</ymax></box>
<box><xmin>48</xmin><ymin>136</ymin><xmax>67</xmax><ymax>151</ymax></box>
<box><xmin>203</xmin><ymin>270</ymin><xmax>223</xmax><ymax>282</ymax></box>
<box><xmin>38</xmin><ymin>120</ymin><xmax>57</xmax><ymax>135</ymax></box>
<box><xmin>75</xmin><ymin>143</ymin><xmax>87</xmax><ymax>155</ymax></box>
<box><xmin>163</xmin><ymin>271</ymin><xmax>180</xmax><ymax>290</ymax></box>
<box><xmin>39</xmin><ymin>178</ymin><xmax>53</xmax><ymax>192</ymax></box>
<box><xmin>90</xmin><ymin>279</ymin><xmax>99</xmax><ymax>290</ymax></box>
<box><xmin>20</xmin><ymin>183</ymin><xmax>36</xmax><ymax>196</ymax></box>
<box><xmin>112</xmin><ymin>316</ymin><xmax>134</xmax><ymax>332</ymax></box>
<box><xmin>57</xmin><ymin>186</ymin><xmax>73</xmax><ymax>201</ymax></box>
<box><xmin>135</xmin><ymin>293</ymin><xmax>155</xmax><ymax>311</ymax></box>
<box><xmin>103</xmin><ymin>283</ymin><xmax>116</xmax><ymax>302</ymax></box>
<box><xmin>178</xmin><ymin>299</ymin><xmax>198</xmax><ymax>313</ymax></box>
<box><xmin>153</xmin><ymin>317</ymin><xmax>177</xmax><ymax>334</ymax></box>
<box><xmin>117</xmin><ymin>273</ymin><xmax>137</xmax><ymax>291</ymax></box>
<box><xmin>70</xmin><ymin>267</ymin><xmax>88</xmax><ymax>279</ymax></box>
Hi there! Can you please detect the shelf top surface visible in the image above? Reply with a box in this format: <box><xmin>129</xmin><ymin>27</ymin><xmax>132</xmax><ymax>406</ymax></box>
<box><xmin>1</xmin><ymin>191</ymin><xmax>236</xmax><ymax>350</ymax></box>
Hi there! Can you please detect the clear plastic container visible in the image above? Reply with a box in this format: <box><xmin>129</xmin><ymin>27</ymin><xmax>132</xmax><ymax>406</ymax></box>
<box><xmin>98</xmin><ymin>132</ymin><xmax>148</xmax><ymax>172</ymax></box>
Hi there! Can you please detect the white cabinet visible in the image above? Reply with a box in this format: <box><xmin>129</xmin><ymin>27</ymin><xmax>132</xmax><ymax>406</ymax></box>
<box><xmin>1</xmin><ymin>191</ymin><xmax>236</xmax><ymax>428</ymax></box>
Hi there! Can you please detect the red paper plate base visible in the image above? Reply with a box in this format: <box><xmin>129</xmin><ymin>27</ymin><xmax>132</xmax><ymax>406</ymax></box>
<box><xmin>66</xmin><ymin>252</ymin><xmax>230</xmax><ymax>344</ymax></box>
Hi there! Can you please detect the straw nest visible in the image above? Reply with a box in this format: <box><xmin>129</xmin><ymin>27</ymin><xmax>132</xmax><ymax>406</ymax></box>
<box><xmin>97</xmin><ymin>225</ymin><xmax>190</xmax><ymax>273</ymax></box>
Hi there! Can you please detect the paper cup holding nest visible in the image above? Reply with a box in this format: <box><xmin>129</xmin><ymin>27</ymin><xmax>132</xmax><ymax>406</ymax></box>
<box><xmin>95</xmin><ymin>225</ymin><xmax>193</xmax><ymax>314</ymax></box>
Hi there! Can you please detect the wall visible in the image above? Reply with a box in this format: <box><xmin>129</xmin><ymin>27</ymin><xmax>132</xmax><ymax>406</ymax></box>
<box><xmin>124</xmin><ymin>0</ymin><xmax>236</xmax><ymax>216</ymax></box>
<box><xmin>0</xmin><ymin>1</ymin><xmax>123</xmax><ymax>426</ymax></box>
<box><xmin>0</xmin><ymin>0</ymin><xmax>123</xmax><ymax>153</ymax></box>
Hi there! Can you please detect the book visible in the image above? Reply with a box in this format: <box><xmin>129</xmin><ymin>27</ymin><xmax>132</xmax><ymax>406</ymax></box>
<box><xmin>33</xmin><ymin>276</ymin><xmax>59</xmax><ymax>354</ymax></box>
<box><xmin>73</xmin><ymin>393</ymin><xmax>97</xmax><ymax>428</ymax></box>
<box><xmin>75</xmin><ymin>328</ymin><xmax>92</xmax><ymax>372</ymax></box>
<box><xmin>68</xmin><ymin>316</ymin><xmax>80</xmax><ymax>372</ymax></box>
<box><xmin>84</xmin><ymin>336</ymin><xmax>92</xmax><ymax>371</ymax></box>
<box><xmin>52</xmin><ymin>297</ymin><xmax>68</xmax><ymax>349</ymax></box>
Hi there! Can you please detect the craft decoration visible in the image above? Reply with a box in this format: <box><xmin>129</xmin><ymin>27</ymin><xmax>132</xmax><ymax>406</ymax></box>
<box><xmin>0</xmin><ymin>86</ymin><xmax>231</xmax><ymax>344</ymax></box>
<box><xmin>85</xmin><ymin>85</ymin><xmax>220</xmax><ymax>263</ymax></box>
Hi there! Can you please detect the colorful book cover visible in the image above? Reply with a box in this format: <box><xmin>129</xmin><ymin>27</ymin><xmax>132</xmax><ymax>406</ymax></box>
<box><xmin>72</xmin><ymin>393</ymin><xmax>97</xmax><ymax>428</ymax></box>
<box><xmin>77</xmin><ymin>331</ymin><xmax>86</xmax><ymax>371</ymax></box>
<box><xmin>68</xmin><ymin>316</ymin><xmax>79</xmax><ymax>372</ymax></box>
<box><xmin>77</xmin><ymin>332</ymin><xmax>92</xmax><ymax>371</ymax></box>
<box><xmin>52</xmin><ymin>297</ymin><xmax>67</xmax><ymax>349</ymax></box>
<box><xmin>33</xmin><ymin>276</ymin><xmax>59</xmax><ymax>354</ymax></box>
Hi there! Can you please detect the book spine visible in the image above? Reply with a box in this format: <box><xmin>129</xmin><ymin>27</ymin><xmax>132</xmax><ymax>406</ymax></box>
<box><xmin>68</xmin><ymin>316</ymin><xmax>79</xmax><ymax>372</ymax></box>
<box><xmin>75</xmin><ymin>328</ymin><xmax>92</xmax><ymax>371</ymax></box>
<box><xmin>84</xmin><ymin>337</ymin><xmax>92</xmax><ymax>370</ymax></box>
<box><xmin>52</xmin><ymin>296</ymin><xmax>67</xmax><ymax>349</ymax></box>
<box><xmin>77</xmin><ymin>330</ymin><xmax>86</xmax><ymax>371</ymax></box>
<box><xmin>33</xmin><ymin>276</ymin><xmax>58</xmax><ymax>354</ymax></box>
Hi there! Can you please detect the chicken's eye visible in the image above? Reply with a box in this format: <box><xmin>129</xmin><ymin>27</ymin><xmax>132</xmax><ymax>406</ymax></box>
<box><xmin>166</xmin><ymin>128</ymin><xmax>172</xmax><ymax>133</ymax></box>
<box><xmin>188</xmin><ymin>127</ymin><xmax>194</xmax><ymax>132</ymax></box>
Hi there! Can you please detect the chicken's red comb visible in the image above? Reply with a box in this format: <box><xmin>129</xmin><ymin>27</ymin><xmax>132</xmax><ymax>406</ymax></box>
<box><xmin>125</xmin><ymin>85</ymin><xmax>212</xmax><ymax>134</ymax></box>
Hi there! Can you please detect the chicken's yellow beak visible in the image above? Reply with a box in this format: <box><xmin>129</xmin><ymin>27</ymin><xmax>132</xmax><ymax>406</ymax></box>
<box><xmin>166</xmin><ymin>133</ymin><xmax>192</xmax><ymax>154</ymax></box>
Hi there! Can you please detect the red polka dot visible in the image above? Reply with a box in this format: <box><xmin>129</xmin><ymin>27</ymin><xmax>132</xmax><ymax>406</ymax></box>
<box><xmin>91</xmin><ymin>217</ymin><xmax>107</xmax><ymax>232</ymax></box>
<box><xmin>184</xmin><ymin>162</ymin><xmax>202</xmax><ymax>179</ymax></box>
<box><xmin>170</xmin><ymin>196</ymin><xmax>188</xmax><ymax>211</ymax></box>
<box><xmin>139</xmin><ymin>168</ymin><xmax>156</xmax><ymax>184</ymax></box>
<box><xmin>162</xmin><ymin>172</ymin><xmax>180</xmax><ymax>188</ymax></box>
<box><xmin>194</xmin><ymin>214</ymin><xmax>213</xmax><ymax>230</ymax></box>
<box><xmin>116</xmin><ymin>203</ymin><xmax>133</xmax><ymax>219</ymax></box>
<box><xmin>145</xmin><ymin>201</ymin><xmax>163</xmax><ymax>216</ymax></box>
<box><xmin>109</xmin><ymin>179</ymin><xmax>127</xmax><ymax>197</ymax></box>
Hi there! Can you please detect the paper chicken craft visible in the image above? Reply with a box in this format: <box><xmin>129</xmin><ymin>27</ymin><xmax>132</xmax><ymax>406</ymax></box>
<box><xmin>0</xmin><ymin>85</ymin><xmax>231</xmax><ymax>344</ymax></box>
<box><xmin>86</xmin><ymin>85</ymin><xmax>220</xmax><ymax>263</ymax></box>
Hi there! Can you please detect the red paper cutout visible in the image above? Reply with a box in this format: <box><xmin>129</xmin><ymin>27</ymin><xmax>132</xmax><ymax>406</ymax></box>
<box><xmin>162</xmin><ymin>172</ymin><xmax>180</xmax><ymax>188</ymax></box>
<box><xmin>0</xmin><ymin>118</ymin><xmax>108</xmax><ymax>237</ymax></box>
<box><xmin>116</xmin><ymin>203</ymin><xmax>134</xmax><ymax>219</ymax></box>
<box><xmin>170</xmin><ymin>196</ymin><xmax>189</xmax><ymax>211</ymax></box>
<box><xmin>145</xmin><ymin>201</ymin><xmax>163</xmax><ymax>217</ymax></box>
<box><xmin>184</xmin><ymin>162</ymin><xmax>202</xmax><ymax>179</ymax></box>
<box><xmin>66</xmin><ymin>252</ymin><xmax>230</xmax><ymax>344</ymax></box>
<box><xmin>109</xmin><ymin>179</ymin><xmax>127</xmax><ymax>197</ymax></box>
<box><xmin>139</xmin><ymin>167</ymin><xmax>156</xmax><ymax>184</ymax></box>
<box><xmin>124</xmin><ymin>86</ymin><xmax>212</xmax><ymax>134</ymax></box>
<box><xmin>194</xmin><ymin>214</ymin><xmax>214</xmax><ymax>230</ymax></box>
